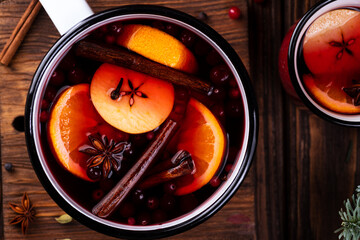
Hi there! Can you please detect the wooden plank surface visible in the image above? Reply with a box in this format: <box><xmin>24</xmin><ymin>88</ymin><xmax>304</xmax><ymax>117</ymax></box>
<box><xmin>250</xmin><ymin>0</ymin><xmax>360</xmax><ymax>240</ymax></box>
<box><xmin>0</xmin><ymin>0</ymin><xmax>254</xmax><ymax>239</ymax></box>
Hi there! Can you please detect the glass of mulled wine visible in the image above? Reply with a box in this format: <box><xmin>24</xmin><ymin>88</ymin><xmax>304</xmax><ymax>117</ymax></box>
<box><xmin>284</xmin><ymin>0</ymin><xmax>360</xmax><ymax>126</ymax></box>
<box><xmin>25</xmin><ymin>5</ymin><xmax>258</xmax><ymax>239</ymax></box>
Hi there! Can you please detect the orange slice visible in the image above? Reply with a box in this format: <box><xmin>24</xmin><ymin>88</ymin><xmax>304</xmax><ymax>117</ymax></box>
<box><xmin>116</xmin><ymin>24</ymin><xmax>198</xmax><ymax>74</ymax></box>
<box><xmin>175</xmin><ymin>98</ymin><xmax>226</xmax><ymax>195</ymax></box>
<box><xmin>48</xmin><ymin>84</ymin><xmax>103</xmax><ymax>181</ymax></box>
<box><xmin>303</xmin><ymin>74</ymin><xmax>360</xmax><ymax>114</ymax></box>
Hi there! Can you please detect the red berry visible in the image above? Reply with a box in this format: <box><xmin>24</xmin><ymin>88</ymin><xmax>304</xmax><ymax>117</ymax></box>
<box><xmin>163</xmin><ymin>182</ymin><xmax>177</xmax><ymax>194</ymax></box>
<box><xmin>210</xmin><ymin>65</ymin><xmax>231</xmax><ymax>85</ymax></box>
<box><xmin>226</xmin><ymin>100</ymin><xmax>243</xmax><ymax>118</ymax></box>
<box><xmin>225</xmin><ymin>164</ymin><xmax>233</xmax><ymax>173</ymax></box>
<box><xmin>180</xmin><ymin>30</ymin><xmax>197</xmax><ymax>48</ymax></box>
<box><xmin>228</xmin><ymin>6</ymin><xmax>241</xmax><ymax>19</ymax></box>
<box><xmin>165</xmin><ymin>23</ymin><xmax>179</xmax><ymax>37</ymax></box>
<box><xmin>41</xmin><ymin>99</ymin><xmax>50</xmax><ymax>109</ymax></box>
<box><xmin>44</xmin><ymin>86</ymin><xmax>58</xmax><ymax>102</ymax></box>
<box><xmin>109</xmin><ymin>22</ymin><xmax>123</xmax><ymax>35</ymax></box>
<box><xmin>105</xmin><ymin>35</ymin><xmax>116</xmax><ymax>44</ymax></box>
<box><xmin>211</xmin><ymin>87</ymin><xmax>226</xmax><ymax>100</ymax></box>
<box><xmin>40</xmin><ymin>111</ymin><xmax>49</xmax><ymax>123</ymax></box>
<box><xmin>146</xmin><ymin>131</ymin><xmax>155</xmax><ymax>141</ymax></box>
<box><xmin>50</xmin><ymin>69</ymin><xmax>65</xmax><ymax>86</ymax></box>
<box><xmin>92</xmin><ymin>189</ymin><xmax>104</xmax><ymax>201</ymax></box>
<box><xmin>160</xmin><ymin>194</ymin><xmax>176</xmax><ymax>211</ymax></box>
<box><xmin>137</xmin><ymin>212</ymin><xmax>151</xmax><ymax>226</ymax></box>
<box><xmin>210</xmin><ymin>176</ymin><xmax>221</xmax><ymax>187</ymax></box>
<box><xmin>127</xmin><ymin>217</ymin><xmax>136</xmax><ymax>225</ymax></box>
<box><xmin>147</xmin><ymin>196</ymin><xmax>160</xmax><ymax>210</ymax></box>
<box><xmin>68</xmin><ymin>67</ymin><xmax>86</xmax><ymax>85</ymax></box>
<box><xmin>229</xmin><ymin>87</ymin><xmax>241</xmax><ymax>99</ymax></box>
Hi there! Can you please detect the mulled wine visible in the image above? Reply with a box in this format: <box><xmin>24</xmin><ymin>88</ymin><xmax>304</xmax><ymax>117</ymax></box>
<box><xmin>38</xmin><ymin>18</ymin><xmax>246</xmax><ymax>226</ymax></box>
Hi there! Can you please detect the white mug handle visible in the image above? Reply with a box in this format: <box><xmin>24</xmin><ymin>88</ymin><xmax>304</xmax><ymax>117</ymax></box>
<box><xmin>39</xmin><ymin>0</ymin><xmax>94</xmax><ymax>35</ymax></box>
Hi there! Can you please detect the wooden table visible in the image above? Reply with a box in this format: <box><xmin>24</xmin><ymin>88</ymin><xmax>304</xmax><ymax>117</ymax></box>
<box><xmin>0</xmin><ymin>0</ymin><xmax>355</xmax><ymax>239</ymax></box>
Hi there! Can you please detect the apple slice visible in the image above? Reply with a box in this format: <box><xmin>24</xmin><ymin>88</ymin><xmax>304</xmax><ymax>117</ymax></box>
<box><xmin>48</xmin><ymin>83</ymin><xmax>128</xmax><ymax>181</ymax></box>
<box><xmin>116</xmin><ymin>24</ymin><xmax>198</xmax><ymax>74</ymax></box>
<box><xmin>303</xmin><ymin>9</ymin><xmax>360</xmax><ymax>76</ymax></box>
<box><xmin>90</xmin><ymin>63</ymin><xmax>175</xmax><ymax>134</ymax></box>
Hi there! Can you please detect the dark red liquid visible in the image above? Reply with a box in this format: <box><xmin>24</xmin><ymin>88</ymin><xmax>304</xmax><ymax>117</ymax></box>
<box><xmin>39</xmin><ymin>18</ymin><xmax>246</xmax><ymax>225</ymax></box>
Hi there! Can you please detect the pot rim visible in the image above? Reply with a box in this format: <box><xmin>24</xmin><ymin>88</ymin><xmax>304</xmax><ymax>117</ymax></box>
<box><xmin>25</xmin><ymin>4</ymin><xmax>258</xmax><ymax>239</ymax></box>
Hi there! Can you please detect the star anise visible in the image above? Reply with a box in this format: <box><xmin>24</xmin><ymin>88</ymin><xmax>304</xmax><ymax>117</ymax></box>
<box><xmin>329</xmin><ymin>32</ymin><xmax>355</xmax><ymax>60</ymax></box>
<box><xmin>343</xmin><ymin>84</ymin><xmax>360</xmax><ymax>106</ymax></box>
<box><xmin>9</xmin><ymin>192</ymin><xmax>35</xmax><ymax>235</ymax></box>
<box><xmin>79</xmin><ymin>134</ymin><xmax>130</xmax><ymax>179</ymax></box>
<box><xmin>110</xmin><ymin>78</ymin><xmax>148</xmax><ymax>107</ymax></box>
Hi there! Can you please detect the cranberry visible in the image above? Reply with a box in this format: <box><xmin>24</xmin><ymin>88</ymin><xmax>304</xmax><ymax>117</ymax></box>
<box><xmin>180</xmin><ymin>30</ymin><xmax>197</xmax><ymax>48</ymax></box>
<box><xmin>228</xmin><ymin>78</ymin><xmax>238</xmax><ymax>88</ymax></box>
<box><xmin>87</xmin><ymin>166</ymin><xmax>102</xmax><ymax>181</ymax></box>
<box><xmin>228</xmin><ymin>6</ymin><xmax>241</xmax><ymax>19</ymax></box>
<box><xmin>206</xmin><ymin>50</ymin><xmax>222</xmax><ymax>66</ymax></box>
<box><xmin>68</xmin><ymin>67</ymin><xmax>86</xmax><ymax>85</ymax></box>
<box><xmin>132</xmin><ymin>189</ymin><xmax>146</xmax><ymax>205</ymax></box>
<box><xmin>165</xmin><ymin>23</ymin><xmax>179</xmax><ymax>37</ymax></box>
<box><xmin>226</xmin><ymin>100</ymin><xmax>243</xmax><ymax>118</ymax></box>
<box><xmin>40</xmin><ymin>111</ymin><xmax>49</xmax><ymax>123</ymax></box>
<box><xmin>127</xmin><ymin>217</ymin><xmax>136</xmax><ymax>225</ymax></box>
<box><xmin>210</xmin><ymin>65</ymin><xmax>231</xmax><ymax>85</ymax></box>
<box><xmin>210</xmin><ymin>176</ymin><xmax>221</xmax><ymax>187</ymax></box>
<box><xmin>194</xmin><ymin>40</ymin><xmax>210</xmax><ymax>56</ymax></box>
<box><xmin>211</xmin><ymin>104</ymin><xmax>226</xmax><ymax>124</ymax></box>
<box><xmin>92</xmin><ymin>189</ymin><xmax>104</xmax><ymax>201</ymax></box>
<box><xmin>163</xmin><ymin>182</ymin><xmax>177</xmax><ymax>195</ymax></box>
<box><xmin>137</xmin><ymin>212</ymin><xmax>151</xmax><ymax>226</ymax></box>
<box><xmin>119</xmin><ymin>202</ymin><xmax>135</xmax><ymax>218</ymax></box>
<box><xmin>152</xmin><ymin>20</ymin><xmax>165</xmax><ymax>31</ymax></box>
<box><xmin>175</xmin><ymin>87</ymin><xmax>189</xmax><ymax>101</ymax></box>
<box><xmin>225</xmin><ymin>164</ymin><xmax>233</xmax><ymax>173</ymax></box>
<box><xmin>50</xmin><ymin>69</ymin><xmax>65</xmax><ymax>86</ymax></box>
<box><xmin>44</xmin><ymin>86</ymin><xmax>57</xmax><ymax>102</ymax></box>
<box><xmin>152</xmin><ymin>209</ymin><xmax>167</xmax><ymax>223</ymax></box>
<box><xmin>229</xmin><ymin>87</ymin><xmax>241</xmax><ymax>99</ymax></box>
<box><xmin>211</xmin><ymin>87</ymin><xmax>226</xmax><ymax>100</ymax></box>
<box><xmin>160</xmin><ymin>194</ymin><xmax>176</xmax><ymax>211</ymax></box>
<box><xmin>146</xmin><ymin>131</ymin><xmax>155</xmax><ymax>141</ymax></box>
<box><xmin>59</xmin><ymin>53</ymin><xmax>76</xmax><ymax>71</ymax></box>
<box><xmin>41</xmin><ymin>99</ymin><xmax>49</xmax><ymax>109</ymax></box>
<box><xmin>105</xmin><ymin>35</ymin><xmax>116</xmax><ymax>44</ymax></box>
<box><xmin>147</xmin><ymin>196</ymin><xmax>160</xmax><ymax>210</ymax></box>
<box><xmin>180</xmin><ymin>194</ymin><xmax>198</xmax><ymax>213</ymax></box>
<box><xmin>109</xmin><ymin>22</ymin><xmax>122</xmax><ymax>35</ymax></box>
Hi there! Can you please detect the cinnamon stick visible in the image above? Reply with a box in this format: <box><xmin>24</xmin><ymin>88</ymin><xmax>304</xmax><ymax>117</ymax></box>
<box><xmin>92</xmin><ymin>119</ymin><xmax>179</xmax><ymax>218</ymax></box>
<box><xmin>92</xmin><ymin>89</ymin><xmax>190</xmax><ymax>218</ymax></box>
<box><xmin>0</xmin><ymin>0</ymin><xmax>42</xmax><ymax>66</ymax></box>
<box><xmin>75</xmin><ymin>40</ymin><xmax>214</xmax><ymax>95</ymax></box>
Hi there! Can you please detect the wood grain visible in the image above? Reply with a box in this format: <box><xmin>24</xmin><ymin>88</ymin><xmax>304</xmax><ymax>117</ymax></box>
<box><xmin>0</xmin><ymin>0</ymin><xmax>253</xmax><ymax>239</ymax></box>
<box><xmin>250</xmin><ymin>0</ymin><xmax>360</xmax><ymax>239</ymax></box>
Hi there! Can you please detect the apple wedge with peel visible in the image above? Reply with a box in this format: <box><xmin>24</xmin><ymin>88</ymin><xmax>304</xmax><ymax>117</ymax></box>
<box><xmin>90</xmin><ymin>64</ymin><xmax>175</xmax><ymax>134</ymax></box>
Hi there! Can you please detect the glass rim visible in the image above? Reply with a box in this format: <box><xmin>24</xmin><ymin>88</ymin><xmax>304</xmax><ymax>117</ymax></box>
<box><xmin>288</xmin><ymin>0</ymin><xmax>360</xmax><ymax>127</ymax></box>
